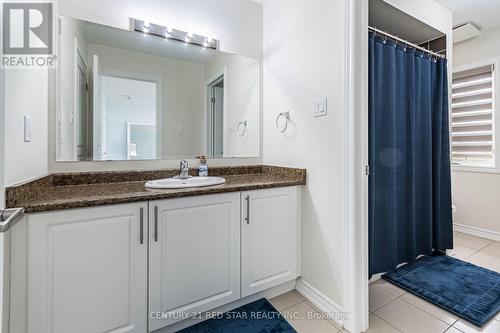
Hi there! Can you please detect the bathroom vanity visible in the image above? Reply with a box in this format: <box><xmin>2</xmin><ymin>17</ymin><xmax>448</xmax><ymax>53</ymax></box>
<box><xmin>5</xmin><ymin>166</ymin><xmax>305</xmax><ymax>333</ymax></box>
<box><xmin>1</xmin><ymin>9</ymin><xmax>305</xmax><ymax>332</ymax></box>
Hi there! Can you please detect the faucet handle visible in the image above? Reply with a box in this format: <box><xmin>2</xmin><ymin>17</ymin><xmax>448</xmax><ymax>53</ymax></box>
<box><xmin>180</xmin><ymin>160</ymin><xmax>188</xmax><ymax>169</ymax></box>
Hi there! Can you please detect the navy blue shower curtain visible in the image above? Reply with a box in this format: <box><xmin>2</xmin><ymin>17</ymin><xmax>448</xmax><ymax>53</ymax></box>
<box><xmin>369</xmin><ymin>32</ymin><xmax>453</xmax><ymax>277</ymax></box>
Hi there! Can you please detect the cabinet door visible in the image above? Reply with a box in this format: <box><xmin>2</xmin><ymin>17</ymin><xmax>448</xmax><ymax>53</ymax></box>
<box><xmin>241</xmin><ymin>187</ymin><xmax>299</xmax><ymax>297</ymax></box>
<box><xmin>149</xmin><ymin>193</ymin><xmax>240</xmax><ymax>331</ymax></box>
<box><xmin>27</xmin><ymin>203</ymin><xmax>148</xmax><ymax>333</ymax></box>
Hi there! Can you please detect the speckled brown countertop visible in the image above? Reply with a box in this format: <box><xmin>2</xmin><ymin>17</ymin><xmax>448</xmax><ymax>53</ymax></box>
<box><xmin>5</xmin><ymin>165</ymin><xmax>306</xmax><ymax>213</ymax></box>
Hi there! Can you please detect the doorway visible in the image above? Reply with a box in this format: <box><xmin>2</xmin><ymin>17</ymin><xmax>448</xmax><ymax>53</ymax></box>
<box><xmin>76</xmin><ymin>52</ymin><xmax>91</xmax><ymax>161</ymax></box>
<box><xmin>207</xmin><ymin>75</ymin><xmax>224</xmax><ymax>158</ymax></box>
<box><xmin>99</xmin><ymin>74</ymin><xmax>159</xmax><ymax>160</ymax></box>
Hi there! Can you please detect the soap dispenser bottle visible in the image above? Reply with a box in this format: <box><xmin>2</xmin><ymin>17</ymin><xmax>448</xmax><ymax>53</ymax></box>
<box><xmin>197</xmin><ymin>156</ymin><xmax>208</xmax><ymax>177</ymax></box>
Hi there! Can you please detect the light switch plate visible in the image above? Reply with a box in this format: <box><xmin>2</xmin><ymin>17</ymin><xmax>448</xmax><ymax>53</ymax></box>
<box><xmin>314</xmin><ymin>98</ymin><xmax>327</xmax><ymax>117</ymax></box>
<box><xmin>24</xmin><ymin>115</ymin><xmax>31</xmax><ymax>142</ymax></box>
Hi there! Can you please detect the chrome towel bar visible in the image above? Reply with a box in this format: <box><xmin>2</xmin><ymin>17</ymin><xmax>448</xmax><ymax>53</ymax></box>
<box><xmin>0</xmin><ymin>207</ymin><xmax>25</xmax><ymax>233</ymax></box>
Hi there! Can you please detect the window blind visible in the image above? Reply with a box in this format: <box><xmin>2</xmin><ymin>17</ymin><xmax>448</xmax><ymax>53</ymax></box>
<box><xmin>451</xmin><ymin>64</ymin><xmax>495</xmax><ymax>166</ymax></box>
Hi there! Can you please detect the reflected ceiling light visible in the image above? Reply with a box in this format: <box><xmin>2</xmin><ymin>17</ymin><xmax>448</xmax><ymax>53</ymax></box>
<box><xmin>131</xmin><ymin>18</ymin><xmax>219</xmax><ymax>50</ymax></box>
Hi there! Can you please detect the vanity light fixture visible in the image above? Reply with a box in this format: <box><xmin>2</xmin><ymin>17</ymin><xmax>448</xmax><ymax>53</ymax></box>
<box><xmin>131</xmin><ymin>18</ymin><xmax>219</xmax><ymax>50</ymax></box>
<box><xmin>165</xmin><ymin>26</ymin><xmax>173</xmax><ymax>38</ymax></box>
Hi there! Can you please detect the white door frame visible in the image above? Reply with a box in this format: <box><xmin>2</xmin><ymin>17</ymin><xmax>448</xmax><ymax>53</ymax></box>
<box><xmin>101</xmin><ymin>69</ymin><xmax>163</xmax><ymax>159</ymax></box>
<box><xmin>75</xmin><ymin>46</ymin><xmax>89</xmax><ymax>161</ymax></box>
<box><xmin>344</xmin><ymin>0</ymin><xmax>369</xmax><ymax>332</ymax></box>
<box><xmin>205</xmin><ymin>68</ymin><xmax>227</xmax><ymax>158</ymax></box>
<box><xmin>0</xmin><ymin>45</ymin><xmax>4</xmax><ymax>208</ymax></box>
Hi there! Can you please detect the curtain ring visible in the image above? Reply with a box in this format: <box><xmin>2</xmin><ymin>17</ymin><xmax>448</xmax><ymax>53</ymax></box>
<box><xmin>383</xmin><ymin>35</ymin><xmax>387</xmax><ymax>44</ymax></box>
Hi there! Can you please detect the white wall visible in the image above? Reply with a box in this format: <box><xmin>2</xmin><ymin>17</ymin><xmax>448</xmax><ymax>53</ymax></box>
<box><xmin>2</xmin><ymin>0</ymin><xmax>51</xmax><ymax>187</ymax></box>
<box><xmin>262</xmin><ymin>0</ymin><xmax>347</xmax><ymax>306</ymax></box>
<box><xmin>4</xmin><ymin>69</ymin><xmax>49</xmax><ymax>186</ymax></box>
<box><xmin>452</xmin><ymin>27</ymin><xmax>500</xmax><ymax>235</ymax></box>
<box><xmin>454</xmin><ymin>26</ymin><xmax>500</xmax><ymax>65</ymax></box>
<box><xmin>58</xmin><ymin>0</ymin><xmax>262</xmax><ymax>59</ymax></box>
<box><xmin>205</xmin><ymin>54</ymin><xmax>260</xmax><ymax>158</ymax></box>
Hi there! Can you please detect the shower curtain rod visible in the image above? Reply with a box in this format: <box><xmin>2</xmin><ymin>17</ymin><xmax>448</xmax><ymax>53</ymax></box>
<box><xmin>369</xmin><ymin>26</ymin><xmax>446</xmax><ymax>59</ymax></box>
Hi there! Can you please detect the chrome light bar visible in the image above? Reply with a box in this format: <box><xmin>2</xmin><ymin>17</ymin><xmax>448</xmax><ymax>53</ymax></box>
<box><xmin>131</xmin><ymin>18</ymin><xmax>219</xmax><ymax>50</ymax></box>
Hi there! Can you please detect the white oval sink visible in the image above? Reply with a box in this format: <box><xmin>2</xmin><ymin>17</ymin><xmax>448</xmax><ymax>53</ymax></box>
<box><xmin>145</xmin><ymin>176</ymin><xmax>226</xmax><ymax>189</ymax></box>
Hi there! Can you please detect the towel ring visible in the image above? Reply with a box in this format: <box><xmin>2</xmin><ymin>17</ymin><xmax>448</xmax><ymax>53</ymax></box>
<box><xmin>237</xmin><ymin>120</ymin><xmax>247</xmax><ymax>137</ymax></box>
<box><xmin>276</xmin><ymin>111</ymin><xmax>290</xmax><ymax>134</ymax></box>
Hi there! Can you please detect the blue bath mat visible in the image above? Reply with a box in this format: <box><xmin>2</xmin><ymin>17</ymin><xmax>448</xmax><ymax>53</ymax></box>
<box><xmin>177</xmin><ymin>298</ymin><xmax>297</xmax><ymax>333</ymax></box>
<box><xmin>383</xmin><ymin>255</ymin><xmax>500</xmax><ymax>327</ymax></box>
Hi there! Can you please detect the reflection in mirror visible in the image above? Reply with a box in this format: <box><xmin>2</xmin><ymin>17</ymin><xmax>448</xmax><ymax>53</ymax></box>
<box><xmin>56</xmin><ymin>16</ymin><xmax>260</xmax><ymax>162</ymax></box>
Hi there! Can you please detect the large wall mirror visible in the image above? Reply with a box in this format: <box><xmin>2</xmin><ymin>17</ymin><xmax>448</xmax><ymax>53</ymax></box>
<box><xmin>56</xmin><ymin>16</ymin><xmax>260</xmax><ymax>162</ymax></box>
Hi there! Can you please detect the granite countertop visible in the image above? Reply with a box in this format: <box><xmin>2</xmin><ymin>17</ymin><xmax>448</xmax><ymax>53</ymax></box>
<box><xmin>5</xmin><ymin>165</ymin><xmax>306</xmax><ymax>213</ymax></box>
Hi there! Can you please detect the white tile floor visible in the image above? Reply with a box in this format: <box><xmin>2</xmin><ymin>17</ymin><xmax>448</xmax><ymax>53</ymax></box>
<box><xmin>269</xmin><ymin>291</ymin><xmax>344</xmax><ymax>332</ymax></box>
<box><xmin>368</xmin><ymin>232</ymin><xmax>500</xmax><ymax>333</ymax></box>
<box><xmin>269</xmin><ymin>232</ymin><xmax>499</xmax><ymax>333</ymax></box>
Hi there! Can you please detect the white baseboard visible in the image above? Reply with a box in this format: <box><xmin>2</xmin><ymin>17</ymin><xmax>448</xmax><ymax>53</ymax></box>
<box><xmin>368</xmin><ymin>273</ymin><xmax>383</xmax><ymax>284</ymax></box>
<box><xmin>454</xmin><ymin>223</ymin><xmax>500</xmax><ymax>242</ymax></box>
<box><xmin>296</xmin><ymin>279</ymin><xmax>345</xmax><ymax>330</ymax></box>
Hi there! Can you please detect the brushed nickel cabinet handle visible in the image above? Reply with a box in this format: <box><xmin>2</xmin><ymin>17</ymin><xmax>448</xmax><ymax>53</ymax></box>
<box><xmin>139</xmin><ymin>207</ymin><xmax>144</xmax><ymax>245</ymax></box>
<box><xmin>154</xmin><ymin>206</ymin><xmax>159</xmax><ymax>242</ymax></box>
<box><xmin>245</xmin><ymin>195</ymin><xmax>250</xmax><ymax>224</ymax></box>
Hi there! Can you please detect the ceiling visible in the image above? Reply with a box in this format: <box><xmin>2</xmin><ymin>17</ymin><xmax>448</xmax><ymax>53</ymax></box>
<box><xmin>370</xmin><ymin>0</ymin><xmax>444</xmax><ymax>44</ymax></box>
<box><xmin>435</xmin><ymin>0</ymin><xmax>500</xmax><ymax>31</ymax></box>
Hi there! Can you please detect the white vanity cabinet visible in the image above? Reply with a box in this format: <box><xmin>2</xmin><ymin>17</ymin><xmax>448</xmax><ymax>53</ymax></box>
<box><xmin>148</xmin><ymin>192</ymin><xmax>241</xmax><ymax>330</ymax></box>
<box><xmin>15</xmin><ymin>186</ymin><xmax>300</xmax><ymax>333</ymax></box>
<box><xmin>241</xmin><ymin>187</ymin><xmax>299</xmax><ymax>297</ymax></box>
<box><xmin>26</xmin><ymin>202</ymin><xmax>148</xmax><ymax>333</ymax></box>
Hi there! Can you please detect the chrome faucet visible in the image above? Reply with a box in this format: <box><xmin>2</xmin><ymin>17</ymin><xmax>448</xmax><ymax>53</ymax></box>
<box><xmin>177</xmin><ymin>160</ymin><xmax>191</xmax><ymax>179</ymax></box>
